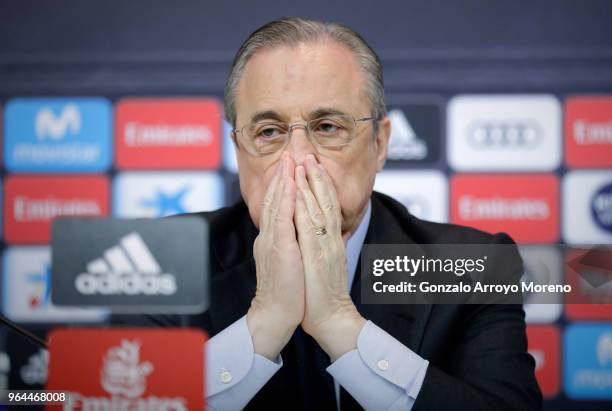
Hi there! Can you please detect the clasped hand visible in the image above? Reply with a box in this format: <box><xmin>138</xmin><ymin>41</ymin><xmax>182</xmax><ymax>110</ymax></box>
<box><xmin>246</xmin><ymin>152</ymin><xmax>366</xmax><ymax>361</ymax></box>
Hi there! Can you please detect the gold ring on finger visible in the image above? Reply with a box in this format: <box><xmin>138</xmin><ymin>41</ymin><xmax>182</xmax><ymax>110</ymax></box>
<box><xmin>314</xmin><ymin>225</ymin><xmax>327</xmax><ymax>236</ymax></box>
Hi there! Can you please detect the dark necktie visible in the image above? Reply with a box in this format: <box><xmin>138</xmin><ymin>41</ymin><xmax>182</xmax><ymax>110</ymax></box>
<box><xmin>293</xmin><ymin>326</ymin><xmax>337</xmax><ymax>410</ymax></box>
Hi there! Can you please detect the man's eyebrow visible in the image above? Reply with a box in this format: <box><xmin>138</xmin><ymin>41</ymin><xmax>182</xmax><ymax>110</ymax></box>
<box><xmin>250</xmin><ymin>110</ymin><xmax>284</xmax><ymax>124</ymax></box>
<box><xmin>308</xmin><ymin>107</ymin><xmax>349</xmax><ymax>119</ymax></box>
<box><xmin>248</xmin><ymin>107</ymin><xmax>349</xmax><ymax>124</ymax></box>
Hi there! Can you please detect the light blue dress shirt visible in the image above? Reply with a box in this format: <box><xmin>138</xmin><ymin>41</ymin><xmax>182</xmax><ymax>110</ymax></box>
<box><xmin>206</xmin><ymin>201</ymin><xmax>429</xmax><ymax>410</ymax></box>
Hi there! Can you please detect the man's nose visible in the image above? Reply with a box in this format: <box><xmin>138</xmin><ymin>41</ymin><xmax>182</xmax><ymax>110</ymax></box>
<box><xmin>283</xmin><ymin>125</ymin><xmax>317</xmax><ymax>166</ymax></box>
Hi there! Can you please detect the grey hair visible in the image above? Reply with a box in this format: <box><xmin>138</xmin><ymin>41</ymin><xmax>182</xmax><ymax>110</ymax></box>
<box><xmin>224</xmin><ymin>17</ymin><xmax>386</xmax><ymax>132</ymax></box>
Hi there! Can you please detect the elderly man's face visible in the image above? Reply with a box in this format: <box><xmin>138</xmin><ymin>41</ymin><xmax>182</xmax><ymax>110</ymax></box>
<box><xmin>233</xmin><ymin>40</ymin><xmax>390</xmax><ymax>237</ymax></box>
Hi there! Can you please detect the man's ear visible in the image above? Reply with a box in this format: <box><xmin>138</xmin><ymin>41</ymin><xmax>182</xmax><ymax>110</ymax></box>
<box><xmin>230</xmin><ymin>130</ymin><xmax>242</xmax><ymax>171</ymax></box>
<box><xmin>375</xmin><ymin>116</ymin><xmax>391</xmax><ymax>172</ymax></box>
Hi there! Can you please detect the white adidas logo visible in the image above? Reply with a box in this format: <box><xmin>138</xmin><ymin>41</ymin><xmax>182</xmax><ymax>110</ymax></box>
<box><xmin>387</xmin><ymin>109</ymin><xmax>428</xmax><ymax>160</ymax></box>
<box><xmin>21</xmin><ymin>349</ymin><xmax>48</xmax><ymax>386</ymax></box>
<box><xmin>75</xmin><ymin>232</ymin><xmax>177</xmax><ymax>296</ymax></box>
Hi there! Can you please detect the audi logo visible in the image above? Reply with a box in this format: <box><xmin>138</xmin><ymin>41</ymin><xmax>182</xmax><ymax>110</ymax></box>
<box><xmin>467</xmin><ymin>121</ymin><xmax>543</xmax><ymax>149</ymax></box>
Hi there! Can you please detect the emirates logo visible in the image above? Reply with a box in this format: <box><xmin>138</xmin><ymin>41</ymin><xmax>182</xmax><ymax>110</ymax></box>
<box><xmin>100</xmin><ymin>339</ymin><xmax>153</xmax><ymax>398</ymax></box>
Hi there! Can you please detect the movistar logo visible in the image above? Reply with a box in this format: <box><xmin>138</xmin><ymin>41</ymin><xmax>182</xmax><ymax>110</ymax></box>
<box><xmin>35</xmin><ymin>104</ymin><xmax>81</xmax><ymax>140</ymax></box>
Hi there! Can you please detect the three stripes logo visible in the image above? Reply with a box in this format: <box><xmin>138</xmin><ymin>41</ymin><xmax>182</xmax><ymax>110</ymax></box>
<box><xmin>75</xmin><ymin>232</ymin><xmax>177</xmax><ymax>296</ymax></box>
<box><xmin>387</xmin><ymin>109</ymin><xmax>428</xmax><ymax>160</ymax></box>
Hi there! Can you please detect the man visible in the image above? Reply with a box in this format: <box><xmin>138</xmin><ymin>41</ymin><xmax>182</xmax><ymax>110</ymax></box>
<box><xmin>126</xmin><ymin>17</ymin><xmax>542</xmax><ymax>410</ymax></box>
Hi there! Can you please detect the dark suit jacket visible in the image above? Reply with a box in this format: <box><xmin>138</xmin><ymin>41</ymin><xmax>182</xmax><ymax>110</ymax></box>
<box><xmin>115</xmin><ymin>191</ymin><xmax>542</xmax><ymax>411</ymax></box>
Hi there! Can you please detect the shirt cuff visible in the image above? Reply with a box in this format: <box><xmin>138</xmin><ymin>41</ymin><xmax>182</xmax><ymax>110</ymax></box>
<box><xmin>327</xmin><ymin>320</ymin><xmax>428</xmax><ymax>410</ymax></box>
<box><xmin>205</xmin><ymin>315</ymin><xmax>282</xmax><ymax>400</ymax></box>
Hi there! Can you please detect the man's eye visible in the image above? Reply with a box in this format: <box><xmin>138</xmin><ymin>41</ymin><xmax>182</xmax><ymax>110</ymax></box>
<box><xmin>316</xmin><ymin>122</ymin><xmax>340</xmax><ymax>135</ymax></box>
<box><xmin>257</xmin><ymin>126</ymin><xmax>283</xmax><ymax>139</ymax></box>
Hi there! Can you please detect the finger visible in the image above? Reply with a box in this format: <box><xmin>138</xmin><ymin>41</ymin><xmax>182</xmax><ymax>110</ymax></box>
<box><xmin>272</xmin><ymin>154</ymin><xmax>296</xmax><ymax>241</ymax></box>
<box><xmin>294</xmin><ymin>188</ymin><xmax>316</xmax><ymax>261</ymax></box>
<box><xmin>259</xmin><ymin>154</ymin><xmax>286</xmax><ymax>231</ymax></box>
<box><xmin>304</xmin><ymin>154</ymin><xmax>341</xmax><ymax>233</ymax></box>
<box><xmin>272</xmin><ymin>154</ymin><xmax>292</xmax><ymax>213</ymax></box>
<box><xmin>317</xmin><ymin>163</ymin><xmax>342</xmax><ymax>232</ymax></box>
<box><xmin>274</xmin><ymin>173</ymin><xmax>297</xmax><ymax>244</ymax></box>
<box><xmin>295</xmin><ymin>165</ymin><xmax>326</xmax><ymax>233</ymax></box>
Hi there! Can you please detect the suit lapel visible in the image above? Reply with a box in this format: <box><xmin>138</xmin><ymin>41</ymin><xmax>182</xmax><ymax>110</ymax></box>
<box><xmin>206</xmin><ymin>202</ymin><xmax>258</xmax><ymax>334</ymax></box>
<box><xmin>342</xmin><ymin>193</ymin><xmax>434</xmax><ymax>410</ymax></box>
<box><xmin>350</xmin><ymin>193</ymin><xmax>433</xmax><ymax>354</ymax></box>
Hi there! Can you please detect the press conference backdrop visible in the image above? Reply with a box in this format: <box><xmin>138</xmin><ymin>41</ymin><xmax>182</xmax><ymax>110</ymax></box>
<box><xmin>0</xmin><ymin>1</ymin><xmax>611</xmax><ymax>410</ymax></box>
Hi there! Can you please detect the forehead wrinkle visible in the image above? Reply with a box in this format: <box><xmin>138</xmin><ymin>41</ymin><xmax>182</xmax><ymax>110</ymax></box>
<box><xmin>249</xmin><ymin>110</ymin><xmax>285</xmax><ymax>124</ymax></box>
<box><xmin>236</xmin><ymin>41</ymin><xmax>370</xmax><ymax>126</ymax></box>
